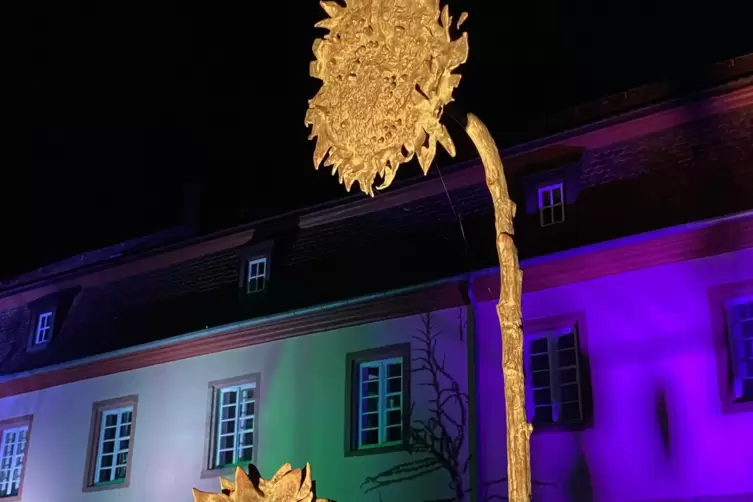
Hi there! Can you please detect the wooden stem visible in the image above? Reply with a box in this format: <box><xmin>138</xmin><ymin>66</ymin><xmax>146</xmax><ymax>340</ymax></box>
<box><xmin>463</xmin><ymin>113</ymin><xmax>532</xmax><ymax>502</ymax></box>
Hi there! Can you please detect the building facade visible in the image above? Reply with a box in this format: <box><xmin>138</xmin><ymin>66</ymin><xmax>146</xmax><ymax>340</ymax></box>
<box><xmin>1</xmin><ymin>62</ymin><xmax>752</xmax><ymax>501</ymax></box>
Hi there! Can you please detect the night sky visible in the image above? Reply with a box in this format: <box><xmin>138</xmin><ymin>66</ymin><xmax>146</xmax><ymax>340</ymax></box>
<box><xmin>10</xmin><ymin>0</ymin><xmax>753</xmax><ymax>280</ymax></box>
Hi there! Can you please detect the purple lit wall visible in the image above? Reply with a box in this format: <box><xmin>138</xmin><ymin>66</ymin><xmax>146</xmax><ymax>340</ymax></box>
<box><xmin>476</xmin><ymin>247</ymin><xmax>753</xmax><ymax>502</ymax></box>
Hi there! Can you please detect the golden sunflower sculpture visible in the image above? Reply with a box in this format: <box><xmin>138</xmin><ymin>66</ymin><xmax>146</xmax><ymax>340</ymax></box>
<box><xmin>305</xmin><ymin>0</ymin><xmax>469</xmax><ymax>196</ymax></box>
<box><xmin>192</xmin><ymin>463</ymin><xmax>330</xmax><ymax>502</ymax></box>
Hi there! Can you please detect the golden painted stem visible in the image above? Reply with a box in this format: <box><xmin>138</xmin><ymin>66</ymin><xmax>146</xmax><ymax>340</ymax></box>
<box><xmin>464</xmin><ymin>113</ymin><xmax>532</xmax><ymax>502</ymax></box>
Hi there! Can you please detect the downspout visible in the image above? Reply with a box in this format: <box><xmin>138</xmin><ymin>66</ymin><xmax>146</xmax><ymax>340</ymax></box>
<box><xmin>463</xmin><ymin>277</ymin><xmax>481</xmax><ymax>502</ymax></box>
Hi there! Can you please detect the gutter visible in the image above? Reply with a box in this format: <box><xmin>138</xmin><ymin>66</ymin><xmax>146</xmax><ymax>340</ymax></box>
<box><xmin>0</xmin><ymin>275</ymin><xmax>466</xmax><ymax>384</ymax></box>
<box><xmin>3</xmin><ymin>207</ymin><xmax>749</xmax><ymax>385</ymax></box>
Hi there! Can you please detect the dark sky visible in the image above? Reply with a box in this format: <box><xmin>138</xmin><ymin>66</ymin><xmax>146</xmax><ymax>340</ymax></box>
<box><xmin>9</xmin><ymin>0</ymin><xmax>753</xmax><ymax>279</ymax></box>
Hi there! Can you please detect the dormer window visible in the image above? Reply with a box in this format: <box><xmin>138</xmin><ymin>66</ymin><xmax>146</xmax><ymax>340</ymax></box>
<box><xmin>34</xmin><ymin>312</ymin><xmax>53</xmax><ymax>345</ymax></box>
<box><xmin>246</xmin><ymin>257</ymin><xmax>267</xmax><ymax>294</ymax></box>
<box><xmin>538</xmin><ymin>183</ymin><xmax>565</xmax><ymax>227</ymax></box>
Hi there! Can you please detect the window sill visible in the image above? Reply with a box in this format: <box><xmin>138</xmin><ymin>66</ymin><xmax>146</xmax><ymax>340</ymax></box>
<box><xmin>345</xmin><ymin>441</ymin><xmax>408</xmax><ymax>458</ymax></box>
<box><xmin>82</xmin><ymin>479</ymin><xmax>128</xmax><ymax>493</ymax></box>
<box><xmin>721</xmin><ymin>396</ymin><xmax>753</xmax><ymax>415</ymax></box>
<box><xmin>531</xmin><ymin>419</ymin><xmax>592</xmax><ymax>435</ymax></box>
<box><xmin>201</xmin><ymin>463</ymin><xmax>252</xmax><ymax>480</ymax></box>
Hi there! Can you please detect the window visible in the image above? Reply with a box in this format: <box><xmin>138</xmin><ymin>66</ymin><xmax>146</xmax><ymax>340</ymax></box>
<box><xmin>727</xmin><ymin>299</ymin><xmax>753</xmax><ymax>401</ymax></box>
<box><xmin>204</xmin><ymin>374</ymin><xmax>259</xmax><ymax>475</ymax></box>
<box><xmin>34</xmin><ymin>312</ymin><xmax>53</xmax><ymax>345</ymax></box>
<box><xmin>345</xmin><ymin>344</ymin><xmax>411</xmax><ymax>455</ymax></box>
<box><xmin>214</xmin><ymin>383</ymin><xmax>256</xmax><ymax>467</ymax></box>
<box><xmin>527</xmin><ymin>328</ymin><xmax>584</xmax><ymax>425</ymax></box>
<box><xmin>84</xmin><ymin>396</ymin><xmax>138</xmax><ymax>492</ymax></box>
<box><xmin>0</xmin><ymin>416</ymin><xmax>33</xmax><ymax>501</ymax></box>
<box><xmin>537</xmin><ymin>183</ymin><xmax>565</xmax><ymax>227</ymax></box>
<box><xmin>246</xmin><ymin>257</ymin><xmax>267</xmax><ymax>293</ymax></box>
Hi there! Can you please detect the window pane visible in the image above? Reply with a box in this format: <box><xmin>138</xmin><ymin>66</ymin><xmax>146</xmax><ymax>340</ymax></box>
<box><xmin>221</xmin><ymin>420</ymin><xmax>236</xmax><ymax>435</ymax></box>
<box><xmin>743</xmin><ymin>320</ymin><xmax>753</xmax><ymax>339</ymax></box>
<box><xmin>119</xmin><ymin>424</ymin><xmax>131</xmax><ymax>438</ymax></box>
<box><xmin>742</xmin><ymin>378</ymin><xmax>753</xmax><ymax>399</ymax></box>
<box><xmin>241</xmin><ymin>388</ymin><xmax>254</xmax><ymax>400</ymax></box>
<box><xmin>386</xmin><ymin>426</ymin><xmax>402</xmax><ymax>443</ymax></box>
<box><xmin>241</xmin><ymin>401</ymin><xmax>255</xmax><ymax>417</ymax></box>
<box><xmin>386</xmin><ymin>394</ymin><xmax>401</xmax><ymax>410</ymax></box>
<box><xmin>220</xmin><ymin>436</ymin><xmax>235</xmax><ymax>450</ymax></box>
<box><xmin>560</xmin><ymin>368</ymin><xmax>577</xmax><ymax>384</ymax></box>
<box><xmin>100</xmin><ymin>454</ymin><xmax>113</xmax><ymax>468</ymax></box>
<box><xmin>102</xmin><ymin>441</ymin><xmax>115</xmax><ymax>454</ymax></box>
<box><xmin>362</xmin><ymin>380</ymin><xmax>379</xmax><ymax>397</ymax></box>
<box><xmin>116</xmin><ymin>452</ymin><xmax>128</xmax><ymax>465</ymax></box>
<box><xmin>362</xmin><ymin>365</ymin><xmax>379</xmax><ymax>381</ymax></box>
<box><xmin>386</xmin><ymin>410</ymin><xmax>401</xmax><ymax>427</ymax></box>
<box><xmin>531</xmin><ymin>354</ymin><xmax>549</xmax><ymax>371</ymax></box>
<box><xmin>257</xmin><ymin>277</ymin><xmax>265</xmax><ymax>291</ymax></box>
<box><xmin>542</xmin><ymin>190</ymin><xmax>552</xmax><ymax>206</ymax></box>
<box><xmin>386</xmin><ymin>377</ymin><xmax>401</xmax><ymax>394</ymax></box>
<box><xmin>361</xmin><ymin>412</ymin><xmax>379</xmax><ymax>429</ymax></box>
<box><xmin>105</xmin><ymin>414</ymin><xmax>118</xmax><ymax>427</ymax></box>
<box><xmin>558</xmin><ymin>349</ymin><xmax>577</xmax><ymax>367</ymax></box>
<box><xmin>239</xmin><ymin>432</ymin><xmax>254</xmax><ymax>447</ymax></box>
<box><xmin>239</xmin><ymin>446</ymin><xmax>254</xmax><ymax>462</ymax></box>
<box><xmin>557</xmin><ymin>333</ymin><xmax>575</xmax><ymax>349</ymax></box>
<box><xmin>552</xmin><ymin>187</ymin><xmax>562</xmax><ymax>204</ymax></box>
<box><xmin>386</xmin><ymin>363</ymin><xmax>402</xmax><ymax>378</ymax></box>
<box><xmin>747</xmin><ymin>361</ymin><xmax>753</xmax><ymax>378</ymax></box>
<box><xmin>239</xmin><ymin>417</ymin><xmax>254</xmax><ymax>431</ymax></box>
<box><xmin>361</xmin><ymin>397</ymin><xmax>379</xmax><ymax>413</ymax></box>
<box><xmin>530</xmin><ymin>338</ymin><xmax>548</xmax><ymax>354</ymax></box>
<box><xmin>98</xmin><ymin>469</ymin><xmax>112</xmax><ymax>483</ymax></box>
<box><xmin>218</xmin><ymin>450</ymin><xmax>234</xmax><ymax>466</ymax></box>
<box><xmin>115</xmin><ymin>466</ymin><xmax>127</xmax><ymax>480</ymax></box>
<box><xmin>561</xmin><ymin>384</ymin><xmax>580</xmax><ymax>403</ymax></box>
<box><xmin>554</xmin><ymin>204</ymin><xmax>565</xmax><ymax>223</ymax></box>
<box><xmin>121</xmin><ymin>411</ymin><xmax>132</xmax><ymax>423</ymax></box>
<box><xmin>361</xmin><ymin>429</ymin><xmax>379</xmax><ymax>446</ymax></box>
<box><xmin>745</xmin><ymin>339</ymin><xmax>753</xmax><ymax>359</ymax></box>
<box><xmin>222</xmin><ymin>406</ymin><xmax>237</xmax><ymax>420</ymax></box>
<box><xmin>222</xmin><ymin>391</ymin><xmax>237</xmax><ymax>405</ymax></box>
<box><xmin>104</xmin><ymin>427</ymin><xmax>116</xmax><ymax>441</ymax></box>
<box><xmin>542</xmin><ymin>208</ymin><xmax>554</xmax><ymax>226</ymax></box>
<box><xmin>118</xmin><ymin>439</ymin><xmax>129</xmax><ymax>450</ymax></box>
<box><xmin>532</xmin><ymin>370</ymin><xmax>551</xmax><ymax>388</ymax></box>
<box><xmin>533</xmin><ymin>388</ymin><xmax>552</xmax><ymax>405</ymax></box>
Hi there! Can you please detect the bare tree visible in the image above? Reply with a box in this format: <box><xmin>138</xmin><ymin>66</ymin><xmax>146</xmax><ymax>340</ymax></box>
<box><xmin>362</xmin><ymin>310</ymin><xmax>551</xmax><ymax>502</ymax></box>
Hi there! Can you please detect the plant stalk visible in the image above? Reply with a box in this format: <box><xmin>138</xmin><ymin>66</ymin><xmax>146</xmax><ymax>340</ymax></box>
<box><xmin>463</xmin><ymin>113</ymin><xmax>532</xmax><ymax>502</ymax></box>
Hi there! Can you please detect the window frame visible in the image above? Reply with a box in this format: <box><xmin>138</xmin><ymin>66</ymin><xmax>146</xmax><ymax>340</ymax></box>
<box><xmin>33</xmin><ymin>312</ymin><xmax>53</xmax><ymax>346</ymax></box>
<box><xmin>726</xmin><ymin>297</ymin><xmax>753</xmax><ymax>402</ymax></box>
<box><xmin>82</xmin><ymin>395</ymin><xmax>139</xmax><ymax>493</ymax></box>
<box><xmin>537</xmin><ymin>183</ymin><xmax>566</xmax><ymax>227</ymax></box>
<box><xmin>0</xmin><ymin>415</ymin><xmax>33</xmax><ymax>502</ymax></box>
<box><xmin>523</xmin><ymin>312</ymin><xmax>592</xmax><ymax>432</ymax></box>
<box><xmin>344</xmin><ymin>344</ymin><xmax>411</xmax><ymax>457</ymax></box>
<box><xmin>709</xmin><ymin>279</ymin><xmax>753</xmax><ymax>414</ymax></box>
<box><xmin>245</xmin><ymin>257</ymin><xmax>268</xmax><ymax>294</ymax></box>
<box><xmin>202</xmin><ymin>373</ymin><xmax>261</xmax><ymax>479</ymax></box>
<box><xmin>26</xmin><ymin>295</ymin><xmax>59</xmax><ymax>352</ymax></box>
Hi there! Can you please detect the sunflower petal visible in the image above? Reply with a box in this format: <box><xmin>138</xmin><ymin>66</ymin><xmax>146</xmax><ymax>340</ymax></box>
<box><xmin>192</xmin><ymin>488</ymin><xmax>229</xmax><ymax>502</ymax></box>
<box><xmin>219</xmin><ymin>476</ymin><xmax>234</xmax><ymax>492</ymax></box>
<box><xmin>319</xmin><ymin>1</ymin><xmax>343</xmax><ymax>18</ymax></box>
<box><xmin>436</xmin><ymin>123</ymin><xmax>456</xmax><ymax>157</ymax></box>
<box><xmin>296</xmin><ymin>463</ymin><xmax>313</xmax><ymax>499</ymax></box>
<box><xmin>417</xmin><ymin>134</ymin><xmax>437</xmax><ymax>174</ymax></box>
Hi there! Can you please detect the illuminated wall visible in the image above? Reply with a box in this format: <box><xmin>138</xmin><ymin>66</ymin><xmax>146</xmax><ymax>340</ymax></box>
<box><xmin>0</xmin><ymin>308</ymin><xmax>468</xmax><ymax>502</ymax></box>
<box><xmin>477</xmin><ymin>247</ymin><xmax>753</xmax><ymax>502</ymax></box>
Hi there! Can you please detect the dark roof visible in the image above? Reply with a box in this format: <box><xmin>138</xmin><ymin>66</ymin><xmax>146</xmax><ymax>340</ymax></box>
<box><xmin>1</xmin><ymin>75</ymin><xmax>752</xmax><ymax>377</ymax></box>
